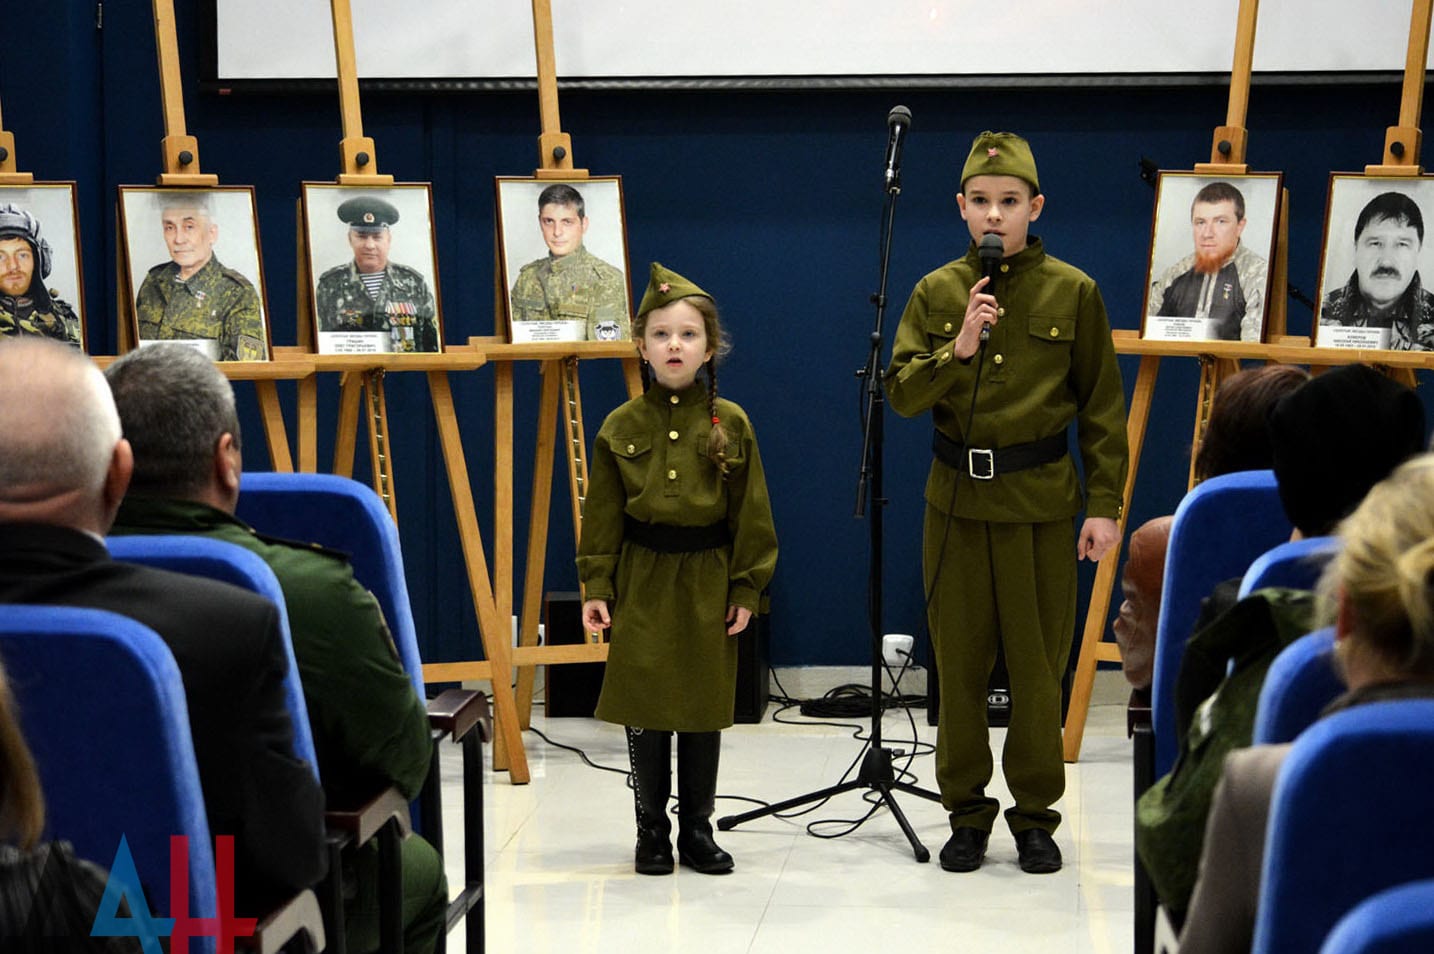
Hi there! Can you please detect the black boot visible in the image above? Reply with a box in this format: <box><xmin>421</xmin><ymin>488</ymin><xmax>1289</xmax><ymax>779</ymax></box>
<box><xmin>675</xmin><ymin>731</ymin><xmax>734</xmax><ymax>874</ymax></box>
<box><xmin>625</xmin><ymin>726</ymin><xmax>674</xmax><ymax>874</ymax></box>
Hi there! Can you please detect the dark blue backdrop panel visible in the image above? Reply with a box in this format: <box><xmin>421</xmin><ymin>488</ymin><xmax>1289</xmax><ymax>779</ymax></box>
<box><xmin>2</xmin><ymin>2</ymin><xmax>1424</xmax><ymax>668</ymax></box>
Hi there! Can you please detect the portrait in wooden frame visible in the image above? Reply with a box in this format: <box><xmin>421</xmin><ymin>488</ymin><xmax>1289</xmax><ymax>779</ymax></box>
<box><xmin>301</xmin><ymin>181</ymin><xmax>444</xmax><ymax>355</ymax></box>
<box><xmin>495</xmin><ymin>176</ymin><xmax>632</xmax><ymax>344</ymax></box>
<box><xmin>1314</xmin><ymin>173</ymin><xmax>1434</xmax><ymax>352</ymax></box>
<box><xmin>117</xmin><ymin>185</ymin><xmax>271</xmax><ymax>361</ymax></box>
<box><xmin>1142</xmin><ymin>171</ymin><xmax>1282</xmax><ymax>344</ymax></box>
<box><xmin>0</xmin><ymin>182</ymin><xmax>87</xmax><ymax>351</ymax></box>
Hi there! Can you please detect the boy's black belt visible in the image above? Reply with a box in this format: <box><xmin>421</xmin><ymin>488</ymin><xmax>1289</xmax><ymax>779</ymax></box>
<box><xmin>932</xmin><ymin>430</ymin><xmax>1067</xmax><ymax>480</ymax></box>
<box><xmin>625</xmin><ymin>517</ymin><xmax>730</xmax><ymax>553</ymax></box>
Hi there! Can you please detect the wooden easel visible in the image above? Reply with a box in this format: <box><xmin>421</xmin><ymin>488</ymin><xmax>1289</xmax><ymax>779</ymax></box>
<box><xmin>1061</xmin><ymin>0</ymin><xmax>1434</xmax><ymax>761</ymax></box>
<box><xmin>0</xmin><ymin>90</ymin><xmax>34</xmax><ymax>185</ymax></box>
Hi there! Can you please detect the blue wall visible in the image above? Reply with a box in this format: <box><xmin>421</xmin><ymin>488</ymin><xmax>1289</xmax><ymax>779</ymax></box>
<box><xmin>3</xmin><ymin>5</ymin><xmax>1416</xmax><ymax>668</ymax></box>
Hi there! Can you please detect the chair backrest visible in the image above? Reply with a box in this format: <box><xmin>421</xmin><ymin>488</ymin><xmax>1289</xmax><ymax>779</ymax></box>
<box><xmin>1253</xmin><ymin>626</ymin><xmax>1343</xmax><ymax>744</ymax></box>
<box><xmin>0</xmin><ymin>604</ymin><xmax>219</xmax><ymax>945</ymax></box>
<box><xmin>1254</xmin><ymin>699</ymin><xmax>1434</xmax><ymax>954</ymax></box>
<box><xmin>236</xmin><ymin>471</ymin><xmax>425</xmax><ymax>700</ymax></box>
<box><xmin>1150</xmin><ymin>469</ymin><xmax>1291</xmax><ymax>776</ymax></box>
<box><xmin>1318</xmin><ymin>877</ymin><xmax>1434</xmax><ymax>954</ymax></box>
<box><xmin>106</xmin><ymin>533</ymin><xmax>318</xmax><ymax>767</ymax></box>
<box><xmin>1238</xmin><ymin>535</ymin><xmax>1339</xmax><ymax>600</ymax></box>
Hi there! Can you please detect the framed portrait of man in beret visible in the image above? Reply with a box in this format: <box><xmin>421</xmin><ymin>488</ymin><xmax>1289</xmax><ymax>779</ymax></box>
<box><xmin>495</xmin><ymin>176</ymin><xmax>632</xmax><ymax>345</ymax></box>
<box><xmin>118</xmin><ymin>185</ymin><xmax>271</xmax><ymax>362</ymax></box>
<box><xmin>1141</xmin><ymin>171</ymin><xmax>1282</xmax><ymax>345</ymax></box>
<box><xmin>1315</xmin><ymin>174</ymin><xmax>1434</xmax><ymax>352</ymax></box>
<box><xmin>301</xmin><ymin>182</ymin><xmax>444</xmax><ymax>355</ymax></box>
<box><xmin>0</xmin><ymin>182</ymin><xmax>87</xmax><ymax>352</ymax></box>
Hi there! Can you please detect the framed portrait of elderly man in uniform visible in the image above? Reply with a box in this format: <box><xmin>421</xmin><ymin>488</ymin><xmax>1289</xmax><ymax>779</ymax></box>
<box><xmin>0</xmin><ymin>182</ymin><xmax>87</xmax><ymax>351</ymax></box>
<box><xmin>495</xmin><ymin>176</ymin><xmax>632</xmax><ymax>344</ymax></box>
<box><xmin>301</xmin><ymin>182</ymin><xmax>444</xmax><ymax>355</ymax></box>
<box><xmin>1142</xmin><ymin>171</ymin><xmax>1282</xmax><ymax>344</ymax></box>
<box><xmin>1314</xmin><ymin>174</ymin><xmax>1434</xmax><ymax>352</ymax></box>
<box><xmin>117</xmin><ymin>186</ymin><xmax>271</xmax><ymax>362</ymax></box>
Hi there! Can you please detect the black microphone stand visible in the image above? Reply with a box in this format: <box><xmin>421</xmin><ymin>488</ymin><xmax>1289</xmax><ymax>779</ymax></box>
<box><xmin>716</xmin><ymin>141</ymin><xmax>941</xmax><ymax>862</ymax></box>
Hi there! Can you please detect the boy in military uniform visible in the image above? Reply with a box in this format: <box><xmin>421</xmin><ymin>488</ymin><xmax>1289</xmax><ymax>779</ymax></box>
<box><xmin>315</xmin><ymin>195</ymin><xmax>439</xmax><ymax>353</ymax></box>
<box><xmin>0</xmin><ymin>203</ymin><xmax>82</xmax><ymax>347</ymax></box>
<box><xmin>135</xmin><ymin>193</ymin><xmax>267</xmax><ymax>361</ymax></box>
<box><xmin>509</xmin><ymin>183</ymin><xmax>629</xmax><ymax>340</ymax></box>
<box><xmin>885</xmin><ymin>132</ymin><xmax>1128</xmax><ymax>875</ymax></box>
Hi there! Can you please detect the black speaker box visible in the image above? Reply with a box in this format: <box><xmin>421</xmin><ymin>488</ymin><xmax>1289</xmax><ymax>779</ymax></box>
<box><xmin>542</xmin><ymin>592</ymin><xmax>771</xmax><ymax>723</ymax></box>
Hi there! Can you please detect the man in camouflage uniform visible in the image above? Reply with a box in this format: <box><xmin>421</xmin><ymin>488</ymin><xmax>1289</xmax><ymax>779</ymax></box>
<box><xmin>1321</xmin><ymin>190</ymin><xmax>1434</xmax><ymax>351</ymax></box>
<box><xmin>0</xmin><ymin>203</ymin><xmax>82</xmax><ymax>347</ymax></box>
<box><xmin>135</xmin><ymin>193</ymin><xmax>267</xmax><ymax>361</ymax></box>
<box><xmin>509</xmin><ymin>183</ymin><xmax>629</xmax><ymax>340</ymax></box>
<box><xmin>315</xmin><ymin>195</ymin><xmax>439</xmax><ymax>352</ymax></box>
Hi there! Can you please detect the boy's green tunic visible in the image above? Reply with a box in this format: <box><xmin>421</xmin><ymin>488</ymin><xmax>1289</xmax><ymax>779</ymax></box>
<box><xmin>885</xmin><ymin>237</ymin><xmax>1128</xmax><ymax>833</ymax></box>
<box><xmin>577</xmin><ymin>383</ymin><xmax>778</xmax><ymax>732</ymax></box>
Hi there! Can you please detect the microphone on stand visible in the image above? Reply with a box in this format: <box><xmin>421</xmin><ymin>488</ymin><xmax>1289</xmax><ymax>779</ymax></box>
<box><xmin>883</xmin><ymin>105</ymin><xmax>911</xmax><ymax>193</ymax></box>
<box><xmin>977</xmin><ymin>233</ymin><xmax>1004</xmax><ymax>343</ymax></box>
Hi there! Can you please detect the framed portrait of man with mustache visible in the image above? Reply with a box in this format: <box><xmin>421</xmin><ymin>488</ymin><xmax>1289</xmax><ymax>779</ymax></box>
<box><xmin>1316</xmin><ymin>175</ymin><xmax>1434</xmax><ymax>352</ymax></box>
<box><xmin>0</xmin><ymin>183</ymin><xmax>86</xmax><ymax>351</ymax></box>
<box><xmin>1142</xmin><ymin>171</ymin><xmax>1282</xmax><ymax>344</ymax></box>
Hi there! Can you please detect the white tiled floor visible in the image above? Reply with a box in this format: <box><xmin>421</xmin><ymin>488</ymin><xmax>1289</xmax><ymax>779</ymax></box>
<box><xmin>436</xmin><ymin>671</ymin><xmax>1135</xmax><ymax>954</ymax></box>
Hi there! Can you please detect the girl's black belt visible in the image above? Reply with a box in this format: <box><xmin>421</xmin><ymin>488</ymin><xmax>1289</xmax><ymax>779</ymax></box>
<box><xmin>932</xmin><ymin>430</ymin><xmax>1067</xmax><ymax>480</ymax></box>
<box><xmin>624</xmin><ymin>517</ymin><xmax>730</xmax><ymax>553</ymax></box>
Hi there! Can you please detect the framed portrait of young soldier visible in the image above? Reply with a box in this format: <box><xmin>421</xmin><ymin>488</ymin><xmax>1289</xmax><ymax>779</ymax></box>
<box><xmin>117</xmin><ymin>185</ymin><xmax>271</xmax><ymax>362</ymax></box>
<box><xmin>301</xmin><ymin>182</ymin><xmax>444</xmax><ymax>355</ymax></box>
<box><xmin>1314</xmin><ymin>174</ymin><xmax>1434</xmax><ymax>352</ymax></box>
<box><xmin>0</xmin><ymin>183</ymin><xmax>87</xmax><ymax>351</ymax></box>
<box><xmin>1142</xmin><ymin>171</ymin><xmax>1281</xmax><ymax>344</ymax></box>
<box><xmin>495</xmin><ymin>176</ymin><xmax>632</xmax><ymax>344</ymax></box>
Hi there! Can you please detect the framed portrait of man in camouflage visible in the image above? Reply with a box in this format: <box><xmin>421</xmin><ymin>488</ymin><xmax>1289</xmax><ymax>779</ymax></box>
<box><xmin>495</xmin><ymin>176</ymin><xmax>632</xmax><ymax>344</ymax></box>
<box><xmin>1314</xmin><ymin>174</ymin><xmax>1434</xmax><ymax>352</ymax></box>
<box><xmin>1141</xmin><ymin>171</ymin><xmax>1281</xmax><ymax>345</ymax></box>
<box><xmin>301</xmin><ymin>182</ymin><xmax>444</xmax><ymax>355</ymax></box>
<box><xmin>117</xmin><ymin>186</ymin><xmax>271</xmax><ymax>362</ymax></box>
<box><xmin>0</xmin><ymin>183</ymin><xmax>87</xmax><ymax>351</ymax></box>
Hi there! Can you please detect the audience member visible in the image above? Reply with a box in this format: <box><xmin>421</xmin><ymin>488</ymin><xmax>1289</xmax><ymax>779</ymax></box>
<box><xmin>1180</xmin><ymin>452</ymin><xmax>1434</xmax><ymax>952</ymax></box>
<box><xmin>104</xmin><ymin>344</ymin><xmax>444</xmax><ymax>954</ymax></box>
<box><xmin>0</xmin><ymin>337</ymin><xmax>326</xmax><ymax>917</ymax></box>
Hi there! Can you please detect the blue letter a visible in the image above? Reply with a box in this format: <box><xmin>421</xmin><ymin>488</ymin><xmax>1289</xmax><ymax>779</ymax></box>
<box><xmin>91</xmin><ymin>835</ymin><xmax>174</xmax><ymax>954</ymax></box>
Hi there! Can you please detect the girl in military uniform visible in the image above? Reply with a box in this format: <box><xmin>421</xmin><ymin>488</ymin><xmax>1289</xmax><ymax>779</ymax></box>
<box><xmin>578</xmin><ymin>262</ymin><xmax>777</xmax><ymax>875</ymax></box>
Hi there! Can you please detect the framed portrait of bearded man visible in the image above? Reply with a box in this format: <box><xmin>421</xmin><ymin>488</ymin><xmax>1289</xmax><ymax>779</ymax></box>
<box><xmin>0</xmin><ymin>183</ymin><xmax>86</xmax><ymax>351</ymax></box>
<box><xmin>1142</xmin><ymin>171</ymin><xmax>1282</xmax><ymax>344</ymax></box>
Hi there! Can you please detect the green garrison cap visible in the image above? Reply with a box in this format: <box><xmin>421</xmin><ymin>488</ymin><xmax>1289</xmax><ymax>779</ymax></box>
<box><xmin>636</xmin><ymin>262</ymin><xmax>712</xmax><ymax>319</ymax></box>
<box><xmin>960</xmin><ymin>131</ymin><xmax>1040</xmax><ymax>194</ymax></box>
<box><xmin>336</xmin><ymin>195</ymin><xmax>400</xmax><ymax>232</ymax></box>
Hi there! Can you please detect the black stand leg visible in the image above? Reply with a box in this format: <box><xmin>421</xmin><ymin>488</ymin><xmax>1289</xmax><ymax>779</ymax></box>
<box><xmin>717</xmin><ymin>113</ymin><xmax>943</xmax><ymax>862</ymax></box>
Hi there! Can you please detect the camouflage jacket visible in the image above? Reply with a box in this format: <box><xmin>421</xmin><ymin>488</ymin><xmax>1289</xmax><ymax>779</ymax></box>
<box><xmin>509</xmin><ymin>244</ymin><xmax>629</xmax><ymax>340</ymax></box>
<box><xmin>1321</xmin><ymin>270</ymin><xmax>1434</xmax><ymax>351</ymax></box>
<box><xmin>0</xmin><ymin>285</ymin><xmax>82</xmax><ymax>347</ymax></box>
<box><xmin>135</xmin><ymin>256</ymin><xmax>267</xmax><ymax>361</ymax></box>
<box><xmin>314</xmin><ymin>260</ymin><xmax>438</xmax><ymax>352</ymax></box>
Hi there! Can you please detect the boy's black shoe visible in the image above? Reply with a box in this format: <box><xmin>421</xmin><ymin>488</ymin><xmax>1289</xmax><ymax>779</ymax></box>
<box><xmin>938</xmin><ymin>827</ymin><xmax>989</xmax><ymax>872</ymax></box>
<box><xmin>1015</xmin><ymin>829</ymin><xmax>1062</xmax><ymax>873</ymax></box>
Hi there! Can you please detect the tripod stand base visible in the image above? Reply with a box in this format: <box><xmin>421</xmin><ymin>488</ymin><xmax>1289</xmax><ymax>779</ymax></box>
<box><xmin>716</xmin><ymin>745</ymin><xmax>942</xmax><ymax>862</ymax></box>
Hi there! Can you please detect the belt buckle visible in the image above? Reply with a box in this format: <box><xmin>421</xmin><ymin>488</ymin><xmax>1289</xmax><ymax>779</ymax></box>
<box><xmin>967</xmin><ymin>447</ymin><xmax>995</xmax><ymax>480</ymax></box>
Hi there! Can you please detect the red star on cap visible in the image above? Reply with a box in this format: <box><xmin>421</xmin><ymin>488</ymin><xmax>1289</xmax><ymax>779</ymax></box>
<box><xmin>658</xmin><ymin>282</ymin><xmax>670</xmax><ymax>293</ymax></box>
<box><xmin>987</xmin><ymin>147</ymin><xmax>999</xmax><ymax>158</ymax></box>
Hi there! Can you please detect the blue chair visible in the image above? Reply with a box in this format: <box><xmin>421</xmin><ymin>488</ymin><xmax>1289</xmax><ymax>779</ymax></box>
<box><xmin>1238</xmin><ymin>535</ymin><xmax>1339</xmax><ymax>599</ymax></box>
<box><xmin>1253</xmin><ymin>699</ymin><xmax>1434</xmax><ymax>954</ymax></box>
<box><xmin>0</xmin><ymin>604</ymin><xmax>324</xmax><ymax>953</ymax></box>
<box><xmin>1149</xmin><ymin>469</ymin><xmax>1291</xmax><ymax>778</ymax></box>
<box><xmin>1253</xmin><ymin>627</ymin><xmax>1343</xmax><ymax>745</ymax></box>
<box><xmin>1319</xmin><ymin>877</ymin><xmax>1434</xmax><ymax>953</ymax></box>
<box><xmin>236</xmin><ymin>471</ymin><xmax>490</xmax><ymax>954</ymax></box>
<box><xmin>107</xmin><ymin>533</ymin><xmax>410</xmax><ymax>954</ymax></box>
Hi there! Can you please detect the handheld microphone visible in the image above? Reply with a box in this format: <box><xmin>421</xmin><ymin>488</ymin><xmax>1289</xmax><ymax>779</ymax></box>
<box><xmin>883</xmin><ymin>106</ymin><xmax>911</xmax><ymax>193</ymax></box>
<box><xmin>977</xmin><ymin>233</ymin><xmax>1004</xmax><ymax>343</ymax></box>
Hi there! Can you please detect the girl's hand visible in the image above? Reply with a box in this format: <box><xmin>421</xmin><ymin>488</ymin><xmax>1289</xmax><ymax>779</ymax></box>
<box><xmin>582</xmin><ymin>598</ymin><xmax>611</xmax><ymax>634</ymax></box>
<box><xmin>1077</xmin><ymin>517</ymin><xmax>1121</xmax><ymax>563</ymax></box>
<box><xmin>726</xmin><ymin>604</ymin><xmax>752</xmax><ymax>636</ymax></box>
